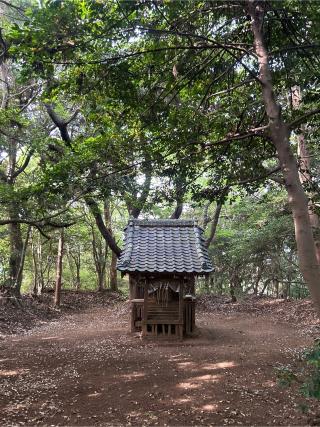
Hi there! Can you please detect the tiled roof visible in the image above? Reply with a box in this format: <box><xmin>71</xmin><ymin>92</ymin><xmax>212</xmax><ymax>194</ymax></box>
<box><xmin>117</xmin><ymin>219</ymin><xmax>213</xmax><ymax>274</ymax></box>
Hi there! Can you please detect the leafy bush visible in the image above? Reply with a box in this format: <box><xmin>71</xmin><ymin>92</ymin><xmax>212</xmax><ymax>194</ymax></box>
<box><xmin>275</xmin><ymin>365</ymin><xmax>298</xmax><ymax>387</ymax></box>
<box><xmin>301</xmin><ymin>339</ymin><xmax>320</xmax><ymax>399</ymax></box>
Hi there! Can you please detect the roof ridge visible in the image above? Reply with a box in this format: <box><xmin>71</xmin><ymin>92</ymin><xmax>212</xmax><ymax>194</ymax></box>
<box><xmin>130</xmin><ymin>219</ymin><xmax>196</xmax><ymax>227</ymax></box>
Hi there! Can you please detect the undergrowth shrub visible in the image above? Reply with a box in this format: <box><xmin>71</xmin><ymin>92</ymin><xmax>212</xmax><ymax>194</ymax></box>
<box><xmin>275</xmin><ymin>340</ymin><xmax>320</xmax><ymax>400</ymax></box>
<box><xmin>301</xmin><ymin>339</ymin><xmax>320</xmax><ymax>399</ymax></box>
<box><xmin>275</xmin><ymin>365</ymin><xmax>297</xmax><ymax>387</ymax></box>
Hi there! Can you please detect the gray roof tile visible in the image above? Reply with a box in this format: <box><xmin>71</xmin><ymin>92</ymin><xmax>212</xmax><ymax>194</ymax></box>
<box><xmin>117</xmin><ymin>219</ymin><xmax>213</xmax><ymax>274</ymax></box>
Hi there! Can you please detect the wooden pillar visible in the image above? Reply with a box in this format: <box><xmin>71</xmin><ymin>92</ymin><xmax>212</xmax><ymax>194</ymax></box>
<box><xmin>129</xmin><ymin>275</ymin><xmax>133</xmax><ymax>299</ymax></box>
<box><xmin>191</xmin><ymin>300</ymin><xmax>195</xmax><ymax>333</ymax></box>
<box><xmin>129</xmin><ymin>275</ymin><xmax>134</xmax><ymax>332</ymax></box>
<box><xmin>179</xmin><ymin>281</ymin><xmax>184</xmax><ymax>339</ymax></box>
<box><xmin>179</xmin><ymin>282</ymin><xmax>183</xmax><ymax>320</ymax></box>
<box><xmin>131</xmin><ymin>303</ymin><xmax>135</xmax><ymax>332</ymax></box>
<box><xmin>142</xmin><ymin>278</ymin><xmax>148</xmax><ymax>336</ymax></box>
<box><xmin>191</xmin><ymin>276</ymin><xmax>195</xmax><ymax>294</ymax></box>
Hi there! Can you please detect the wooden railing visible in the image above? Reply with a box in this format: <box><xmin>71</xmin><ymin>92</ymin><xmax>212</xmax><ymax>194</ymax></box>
<box><xmin>145</xmin><ymin>299</ymin><xmax>182</xmax><ymax>338</ymax></box>
<box><xmin>131</xmin><ymin>297</ymin><xmax>195</xmax><ymax>338</ymax></box>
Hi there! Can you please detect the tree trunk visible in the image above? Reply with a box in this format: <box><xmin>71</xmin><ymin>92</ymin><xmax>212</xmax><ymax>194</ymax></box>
<box><xmin>97</xmin><ymin>269</ymin><xmax>106</xmax><ymax>292</ymax></box>
<box><xmin>229</xmin><ymin>283</ymin><xmax>237</xmax><ymax>303</ymax></box>
<box><xmin>253</xmin><ymin>265</ymin><xmax>263</xmax><ymax>295</ymax></box>
<box><xmin>259</xmin><ymin>279</ymin><xmax>270</xmax><ymax>297</ymax></box>
<box><xmin>75</xmin><ymin>262</ymin><xmax>81</xmax><ymax>291</ymax></box>
<box><xmin>31</xmin><ymin>231</ymin><xmax>46</xmax><ymax>295</ymax></box>
<box><xmin>110</xmin><ymin>251</ymin><xmax>118</xmax><ymax>292</ymax></box>
<box><xmin>54</xmin><ymin>230</ymin><xmax>64</xmax><ymax>307</ymax></box>
<box><xmin>104</xmin><ymin>200</ymin><xmax>118</xmax><ymax>291</ymax></box>
<box><xmin>205</xmin><ymin>201</ymin><xmax>223</xmax><ymax>248</ymax></box>
<box><xmin>90</xmin><ymin>224</ymin><xmax>107</xmax><ymax>292</ymax></box>
<box><xmin>66</xmin><ymin>245</ymin><xmax>76</xmax><ymax>288</ymax></box>
<box><xmin>291</xmin><ymin>85</ymin><xmax>320</xmax><ymax>264</ymax></box>
<box><xmin>274</xmin><ymin>279</ymin><xmax>279</xmax><ymax>298</ymax></box>
<box><xmin>74</xmin><ymin>249</ymin><xmax>81</xmax><ymax>290</ymax></box>
<box><xmin>297</xmin><ymin>135</ymin><xmax>320</xmax><ymax>262</ymax></box>
<box><xmin>66</xmin><ymin>244</ymin><xmax>81</xmax><ymax>290</ymax></box>
<box><xmin>8</xmin><ymin>220</ymin><xmax>24</xmax><ymax>295</ymax></box>
<box><xmin>31</xmin><ymin>230</ymin><xmax>39</xmax><ymax>296</ymax></box>
<box><xmin>249</xmin><ymin>1</ymin><xmax>320</xmax><ymax>314</ymax></box>
<box><xmin>170</xmin><ymin>201</ymin><xmax>184</xmax><ymax>219</ymax></box>
<box><xmin>43</xmin><ymin>240</ymin><xmax>53</xmax><ymax>291</ymax></box>
<box><xmin>1</xmin><ymin>61</ymin><xmax>32</xmax><ymax>297</ymax></box>
<box><xmin>230</xmin><ymin>271</ymin><xmax>241</xmax><ymax>303</ymax></box>
<box><xmin>204</xmin><ymin>275</ymin><xmax>210</xmax><ymax>292</ymax></box>
<box><xmin>15</xmin><ymin>225</ymin><xmax>31</xmax><ymax>295</ymax></box>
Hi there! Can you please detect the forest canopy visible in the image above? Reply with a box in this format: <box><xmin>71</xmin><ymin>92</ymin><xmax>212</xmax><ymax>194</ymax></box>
<box><xmin>1</xmin><ymin>0</ymin><xmax>320</xmax><ymax>312</ymax></box>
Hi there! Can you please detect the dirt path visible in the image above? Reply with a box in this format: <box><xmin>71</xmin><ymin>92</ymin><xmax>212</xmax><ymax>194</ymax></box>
<box><xmin>0</xmin><ymin>304</ymin><xmax>316</xmax><ymax>426</ymax></box>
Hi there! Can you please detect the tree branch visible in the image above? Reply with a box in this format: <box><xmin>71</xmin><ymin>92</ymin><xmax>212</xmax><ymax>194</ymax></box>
<box><xmin>201</xmin><ymin>165</ymin><xmax>282</xmax><ymax>198</ymax></box>
<box><xmin>0</xmin><ymin>218</ymin><xmax>75</xmax><ymax>227</ymax></box>
<box><xmin>0</xmin><ymin>0</ymin><xmax>25</xmax><ymax>13</ymax></box>
<box><xmin>289</xmin><ymin>108</ymin><xmax>320</xmax><ymax>130</ymax></box>
<box><xmin>203</xmin><ymin>125</ymin><xmax>270</xmax><ymax>148</ymax></box>
<box><xmin>11</xmin><ymin>149</ymin><xmax>34</xmax><ymax>179</ymax></box>
<box><xmin>44</xmin><ymin>103</ymin><xmax>74</xmax><ymax>145</ymax></box>
<box><xmin>85</xmin><ymin>196</ymin><xmax>122</xmax><ymax>258</ymax></box>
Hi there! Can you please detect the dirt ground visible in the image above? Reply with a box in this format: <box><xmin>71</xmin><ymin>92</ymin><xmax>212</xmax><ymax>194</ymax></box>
<box><xmin>1</xmin><ymin>297</ymin><xmax>320</xmax><ymax>426</ymax></box>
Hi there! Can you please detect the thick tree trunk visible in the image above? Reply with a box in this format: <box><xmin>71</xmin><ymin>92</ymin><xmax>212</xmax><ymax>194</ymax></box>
<box><xmin>170</xmin><ymin>179</ymin><xmax>186</xmax><ymax>219</ymax></box>
<box><xmin>15</xmin><ymin>225</ymin><xmax>31</xmax><ymax>295</ymax></box>
<box><xmin>97</xmin><ymin>268</ymin><xmax>106</xmax><ymax>292</ymax></box>
<box><xmin>170</xmin><ymin>202</ymin><xmax>184</xmax><ymax>219</ymax></box>
<box><xmin>297</xmin><ymin>135</ymin><xmax>320</xmax><ymax>263</ymax></box>
<box><xmin>8</xmin><ymin>220</ymin><xmax>24</xmax><ymax>295</ymax></box>
<box><xmin>205</xmin><ymin>201</ymin><xmax>223</xmax><ymax>248</ymax></box>
<box><xmin>249</xmin><ymin>1</ymin><xmax>320</xmax><ymax>314</ymax></box>
<box><xmin>292</xmin><ymin>85</ymin><xmax>320</xmax><ymax>264</ymax></box>
<box><xmin>31</xmin><ymin>230</ymin><xmax>45</xmax><ymax>295</ymax></box>
<box><xmin>272</xmin><ymin>125</ymin><xmax>320</xmax><ymax>306</ymax></box>
<box><xmin>54</xmin><ymin>230</ymin><xmax>64</xmax><ymax>307</ymax></box>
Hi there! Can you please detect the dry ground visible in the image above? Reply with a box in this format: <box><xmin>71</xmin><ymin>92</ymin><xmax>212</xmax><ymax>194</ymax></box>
<box><xmin>1</xmin><ymin>295</ymin><xmax>320</xmax><ymax>426</ymax></box>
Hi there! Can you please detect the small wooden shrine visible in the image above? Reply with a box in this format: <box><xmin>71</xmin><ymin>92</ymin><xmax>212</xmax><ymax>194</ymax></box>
<box><xmin>117</xmin><ymin>219</ymin><xmax>213</xmax><ymax>338</ymax></box>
